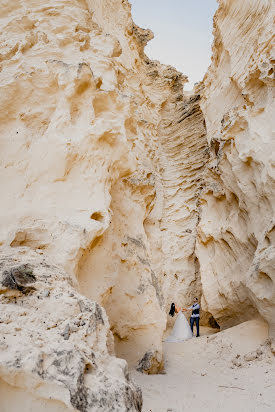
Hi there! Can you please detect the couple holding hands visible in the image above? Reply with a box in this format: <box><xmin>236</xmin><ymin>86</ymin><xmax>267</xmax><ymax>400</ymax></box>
<box><xmin>166</xmin><ymin>298</ymin><xmax>200</xmax><ymax>343</ymax></box>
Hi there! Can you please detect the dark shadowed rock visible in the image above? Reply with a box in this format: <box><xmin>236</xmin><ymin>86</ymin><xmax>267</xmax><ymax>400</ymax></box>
<box><xmin>1</xmin><ymin>264</ymin><xmax>36</xmax><ymax>293</ymax></box>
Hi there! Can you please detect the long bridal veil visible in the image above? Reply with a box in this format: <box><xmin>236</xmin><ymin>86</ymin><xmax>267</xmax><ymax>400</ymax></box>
<box><xmin>165</xmin><ymin>312</ymin><xmax>193</xmax><ymax>342</ymax></box>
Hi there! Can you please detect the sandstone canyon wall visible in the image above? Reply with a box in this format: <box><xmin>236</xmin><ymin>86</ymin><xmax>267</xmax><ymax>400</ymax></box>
<box><xmin>197</xmin><ymin>0</ymin><xmax>275</xmax><ymax>335</ymax></box>
<box><xmin>0</xmin><ymin>0</ymin><xmax>274</xmax><ymax>410</ymax></box>
<box><xmin>0</xmin><ymin>0</ymin><xmax>163</xmax><ymax>409</ymax></box>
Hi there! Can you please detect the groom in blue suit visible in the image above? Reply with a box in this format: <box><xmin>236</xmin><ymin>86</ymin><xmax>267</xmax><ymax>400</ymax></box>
<box><xmin>183</xmin><ymin>297</ymin><xmax>200</xmax><ymax>337</ymax></box>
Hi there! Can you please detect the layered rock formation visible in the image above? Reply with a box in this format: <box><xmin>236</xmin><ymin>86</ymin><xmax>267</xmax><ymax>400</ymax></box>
<box><xmin>0</xmin><ymin>0</ymin><xmax>209</xmax><ymax>377</ymax></box>
<box><xmin>0</xmin><ymin>0</ymin><xmax>162</xmax><ymax>408</ymax></box>
<box><xmin>196</xmin><ymin>0</ymin><xmax>275</xmax><ymax>335</ymax></box>
<box><xmin>0</xmin><ymin>0</ymin><xmax>274</xmax><ymax>410</ymax></box>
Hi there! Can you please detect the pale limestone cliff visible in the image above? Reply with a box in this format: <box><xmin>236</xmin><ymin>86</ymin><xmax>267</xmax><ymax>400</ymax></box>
<box><xmin>0</xmin><ymin>0</ymin><xmax>274</xmax><ymax>410</ymax></box>
<box><xmin>0</xmin><ymin>0</ymin><xmax>208</xmax><ymax>377</ymax></box>
<box><xmin>197</xmin><ymin>0</ymin><xmax>275</xmax><ymax>335</ymax></box>
<box><xmin>0</xmin><ymin>0</ymin><xmax>162</xmax><ymax>407</ymax></box>
<box><xmin>0</xmin><ymin>0</ymin><xmax>167</xmax><ymax>378</ymax></box>
<box><xmin>0</xmin><ymin>249</ymin><xmax>142</xmax><ymax>412</ymax></box>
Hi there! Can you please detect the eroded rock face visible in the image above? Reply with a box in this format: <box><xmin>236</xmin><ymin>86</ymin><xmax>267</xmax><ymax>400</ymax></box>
<box><xmin>0</xmin><ymin>249</ymin><xmax>142</xmax><ymax>412</ymax></box>
<box><xmin>0</xmin><ymin>0</ymin><xmax>274</xmax><ymax>407</ymax></box>
<box><xmin>197</xmin><ymin>0</ymin><xmax>275</xmax><ymax>335</ymax></box>
<box><xmin>0</xmin><ymin>0</ymin><xmax>209</xmax><ymax>373</ymax></box>
<box><xmin>0</xmin><ymin>0</ymin><xmax>169</xmax><ymax>373</ymax></box>
<box><xmin>0</xmin><ymin>0</ymin><xmax>160</xmax><ymax>404</ymax></box>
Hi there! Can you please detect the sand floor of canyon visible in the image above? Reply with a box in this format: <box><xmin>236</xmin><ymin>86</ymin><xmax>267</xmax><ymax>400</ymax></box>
<box><xmin>132</xmin><ymin>320</ymin><xmax>275</xmax><ymax>412</ymax></box>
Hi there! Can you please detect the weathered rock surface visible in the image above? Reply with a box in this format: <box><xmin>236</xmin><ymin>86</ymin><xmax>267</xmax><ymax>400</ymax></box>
<box><xmin>196</xmin><ymin>0</ymin><xmax>275</xmax><ymax>335</ymax></box>
<box><xmin>0</xmin><ymin>0</ymin><xmax>168</xmax><ymax>373</ymax></box>
<box><xmin>0</xmin><ymin>249</ymin><xmax>142</xmax><ymax>412</ymax></box>
<box><xmin>0</xmin><ymin>0</ymin><xmax>274</xmax><ymax>409</ymax></box>
<box><xmin>0</xmin><ymin>0</ymin><xmax>208</xmax><ymax>373</ymax></box>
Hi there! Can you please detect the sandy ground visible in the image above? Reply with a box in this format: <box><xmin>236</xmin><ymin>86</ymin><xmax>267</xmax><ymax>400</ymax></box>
<box><xmin>131</xmin><ymin>320</ymin><xmax>275</xmax><ymax>412</ymax></box>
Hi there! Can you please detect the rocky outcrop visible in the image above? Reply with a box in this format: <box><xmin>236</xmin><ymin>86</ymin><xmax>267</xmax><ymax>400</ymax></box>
<box><xmin>0</xmin><ymin>0</ymin><xmax>210</xmax><ymax>375</ymax></box>
<box><xmin>0</xmin><ymin>0</ymin><xmax>161</xmax><ymax>406</ymax></box>
<box><xmin>0</xmin><ymin>0</ymin><xmax>168</xmax><ymax>375</ymax></box>
<box><xmin>0</xmin><ymin>249</ymin><xmax>142</xmax><ymax>412</ymax></box>
<box><xmin>197</xmin><ymin>0</ymin><xmax>275</xmax><ymax>335</ymax></box>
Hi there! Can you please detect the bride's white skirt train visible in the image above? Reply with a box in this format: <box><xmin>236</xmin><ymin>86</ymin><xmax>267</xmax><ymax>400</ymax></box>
<box><xmin>165</xmin><ymin>312</ymin><xmax>193</xmax><ymax>342</ymax></box>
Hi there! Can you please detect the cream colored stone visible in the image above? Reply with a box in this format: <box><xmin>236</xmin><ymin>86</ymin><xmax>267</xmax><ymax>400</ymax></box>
<box><xmin>0</xmin><ymin>0</ymin><xmax>156</xmax><ymax>406</ymax></box>
<box><xmin>197</xmin><ymin>0</ymin><xmax>275</xmax><ymax>336</ymax></box>
<box><xmin>0</xmin><ymin>0</ymin><xmax>167</xmax><ymax>374</ymax></box>
<box><xmin>0</xmin><ymin>249</ymin><xmax>142</xmax><ymax>412</ymax></box>
<box><xmin>0</xmin><ymin>0</ymin><xmax>274</xmax><ymax>409</ymax></box>
<box><xmin>0</xmin><ymin>0</ymin><xmax>207</xmax><ymax>373</ymax></box>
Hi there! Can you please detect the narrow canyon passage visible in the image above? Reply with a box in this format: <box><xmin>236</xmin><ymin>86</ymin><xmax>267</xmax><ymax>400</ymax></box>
<box><xmin>76</xmin><ymin>72</ymin><xmax>213</xmax><ymax>370</ymax></box>
<box><xmin>0</xmin><ymin>0</ymin><xmax>274</xmax><ymax>411</ymax></box>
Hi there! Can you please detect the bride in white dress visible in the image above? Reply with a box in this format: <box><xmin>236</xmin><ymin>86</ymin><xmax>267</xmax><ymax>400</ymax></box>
<box><xmin>165</xmin><ymin>303</ymin><xmax>193</xmax><ymax>342</ymax></box>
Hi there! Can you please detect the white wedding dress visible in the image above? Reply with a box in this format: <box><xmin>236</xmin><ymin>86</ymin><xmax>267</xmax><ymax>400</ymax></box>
<box><xmin>165</xmin><ymin>312</ymin><xmax>193</xmax><ymax>342</ymax></box>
